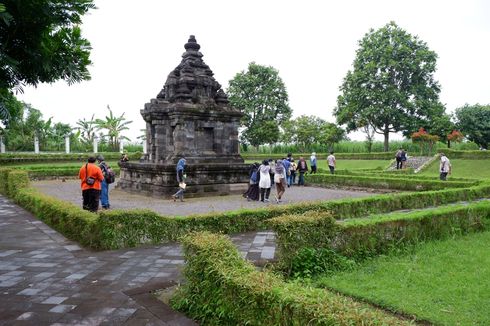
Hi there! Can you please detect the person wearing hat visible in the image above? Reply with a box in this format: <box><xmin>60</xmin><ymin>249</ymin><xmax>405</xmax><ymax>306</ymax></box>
<box><xmin>439</xmin><ymin>153</ymin><xmax>452</xmax><ymax>181</ymax></box>
<box><xmin>96</xmin><ymin>154</ymin><xmax>111</xmax><ymax>209</ymax></box>
<box><xmin>78</xmin><ymin>156</ymin><xmax>104</xmax><ymax>212</ymax></box>
<box><xmin>310</xmin><ymin>152</ymin><xmax>317</xmax><ymax>174</ymax></box>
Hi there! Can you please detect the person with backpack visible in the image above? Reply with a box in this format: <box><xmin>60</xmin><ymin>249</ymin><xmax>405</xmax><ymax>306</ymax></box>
<box><xmin>297</xmin><ymin>157</ymin><xmax>308</xmax><ymax>186</ymax></box>
<box><xmin>172</xmin><ymin>158</ymin><xmax>187</xmax><ymax>202</ymax></box>
<box><xmin>243</xmin><ymin>162</ymin><xmax>260</xmax><ymax>201</ymax></box>
<box><xmin>282</xmin><ymin>157</ymin><xmax>291</xmax><ymax>188</ymax></box>
<box><xmin>78</xmin><ymin>156</ymin><xmax>104</xmax><ymax>212</ymax></box>
<box><xmin>96</xmin><ymin>155</ymin><xmax>113</xmax><ymax>210</ymax></box>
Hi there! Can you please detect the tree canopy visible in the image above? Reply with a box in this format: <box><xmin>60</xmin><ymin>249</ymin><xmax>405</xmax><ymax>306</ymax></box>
<box><xmin>455</xmin><ymin>104</ymin><xmax>490</xmax><ymax>149</ymax></box>
<box><xmin>227</xmin><ymin>62</ymin><xmax>291</xmax><ymax>148</ymax></box>
<box><xmin>334</xmin><ymin>21</ymin><xmax>445</xmax><ymax>151</ymax></box>
<box><xmin>0</xmin><ymin>0</ymin><xmax>95</xmax><ymax>91</ymax></box>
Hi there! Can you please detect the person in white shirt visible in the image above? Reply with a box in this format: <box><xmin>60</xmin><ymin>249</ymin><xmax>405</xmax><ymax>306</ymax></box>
<box><xmin>327</xmin><ymin>151</ymin><xmax>336</xmax><ymax>174</ymax></box>
<box><xmin>439</xmin><ymin>153</ymin><xmax>452</xmax><ymax>181</ymax></box>
<box><xmin>258</xmin><ymin>160</ymin><xmax>272</xmax><ymax>202</ymax></box>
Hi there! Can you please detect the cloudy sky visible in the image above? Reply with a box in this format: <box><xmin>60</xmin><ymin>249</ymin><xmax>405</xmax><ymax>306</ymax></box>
<box><xmin>17</xmin><ymin>0</ymin><xmax>490</xmax><ymax>142</ymax></box>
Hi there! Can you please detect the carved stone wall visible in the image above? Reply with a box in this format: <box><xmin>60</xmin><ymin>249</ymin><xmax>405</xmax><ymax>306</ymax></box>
<box><xmin>118</xmin><ymin>36</ymin><xmax>249</xmax><ymax>197</ymax></box>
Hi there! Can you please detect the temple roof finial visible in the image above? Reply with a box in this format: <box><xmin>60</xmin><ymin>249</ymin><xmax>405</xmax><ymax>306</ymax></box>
<box><xmin>184</xmin><ymin>35</ymin><xmax>200</xmax><ymax>51</ymax></box>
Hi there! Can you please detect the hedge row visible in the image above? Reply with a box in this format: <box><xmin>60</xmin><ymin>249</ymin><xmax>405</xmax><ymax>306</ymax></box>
<box><xmin>171</xmin><ymin>232</ymin><xmax>411</xmax><ymax>325</ymax></box>
<box><xmin>269</xmin><ymin>200</ymin><xmax>490</xmax><ymax>274</ymax></box>
<box><xmin>3</xmin><ymin>169</ymin><xmax>490</xmax><ymax>250</ymax></box>
<box><xmin>306</xmin><ymin>173</ymin><xmax>478</xmax><ymax>191</ymax></box>
<box><xmin>25</xmin><ymin>166</ymin><xmax>120</xmax><ymax>179</ymax></box>
<box><xmin>242</xmin><ymin>152</ymin><xmax>396</xmax><ymax>160</ymax></box>
<box><xmin>437</xmin><ymin>148</ymin><xmax>490</xmax><ymax>159</ymax></box>
<box><xmin>0</xmin><ymin>152</ymin><xmax>142</xmax><ymax>164</ymax></box>
<box><xmin>326</xmin><ymin>169</ymin><xmax>474</xmax><ymax>182</ymax></box>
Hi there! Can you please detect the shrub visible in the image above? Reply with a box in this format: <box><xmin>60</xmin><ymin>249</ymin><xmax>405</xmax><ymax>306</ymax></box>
<box><xmin>269</xmin><ymin>200</ymin><xmax>490</xmax><ymax>275</ymax></box>
<box><xmin>0</xmin><ymin>152</ymin><xmax>142</xmax><ymax>164</ymax></box>
<box><xmin>171</xmin><ymin>232</ymin><xmax>411</xmax><ymax>325</ymax></box>
<box><xmin>0</xmin><ymin>167</ymin><xmax>13</xmax><ymax>195</ymax></box>
<box><xmin>14</xmin><ymin>187</ymin><xmax>101</xmax><ymax>248</ymax></box>
<box><xmin>306</xmin><ymin>173</ymin><xmax>477</xmax><ymax>191</ymax></box>
<box><xmin>437</xmin><ymin>148</ymin><xmax>490</xmax><ymax>159</ymax></box>
<box><xmin>7</xmin><ymin>170</ymin><xmax>30</xmax><ymax>197</ymax></box>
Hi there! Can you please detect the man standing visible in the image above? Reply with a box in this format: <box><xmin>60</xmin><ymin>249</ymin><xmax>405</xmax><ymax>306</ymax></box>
<box><xmin>78</xmin><ymin>156</ymin><xmax>104</xmax><ymax>212</ymax></box>
<box><xmin>310</xmin><ymin>152</ymin><xmax>317</xmax><ymax>174</ymax></box>
<box><xmin>96</xmin><ymin>155</ymin><xmax>110</xmax><ymax>209</ymax></box>
<box><xmin>395</xmin><ymin>148</ymin><xmax>403</xmax><ymax>169</ymax></box>
<box><xmin>327</xmin><ymin>151</ymin><xmax>336</xmax><ymax>174</ymax></box>
<box><xmin>439</xmin><ymin>153</ymin><xmax>452</xmax><ymax>181</ymax></box>
<box><xmin>282</xmin><ymin>157</ymin><xmax>291</xmax><ymax>187</ymax></box>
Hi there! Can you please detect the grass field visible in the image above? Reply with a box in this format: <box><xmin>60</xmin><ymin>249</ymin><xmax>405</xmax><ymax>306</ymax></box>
<box><xmin>314</xmin><ymin>230</ymin><xmax>490</xmax><ymax>325</ymax></box>
<box><xmin>419</xmin><ymin>159</ymin><xmax>490</xmax><ymax>180</ymax></box>
<box><xmin>245</xmin><ymin>159</ymin><xmax>391</xmax><ymax>170</ymax></box>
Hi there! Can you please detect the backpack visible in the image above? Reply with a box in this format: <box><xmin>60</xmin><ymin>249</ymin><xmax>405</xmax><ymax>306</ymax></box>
<box><xmin>250</xmin><ymin>169</ymin><xmax>258</xmax><ymax>183</ymax></box>
<box><xmin>103</xmin><ymin>164</ymin><xmax>116</xmax><ymax>184</ymax></box>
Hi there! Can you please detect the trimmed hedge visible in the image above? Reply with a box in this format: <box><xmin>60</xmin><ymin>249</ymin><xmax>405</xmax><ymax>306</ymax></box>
<box><xmin>0</xmin><ymin>152</ymin><xmax>142</xmax><ymax>164</ymax></box>
<box><xmin>306</xmin><ymin>173</ymin><xmax>478</xmax><ymax>191</ymax></box>
<box><xmin>7</xmin><ymin>170</ymin><xmax>30</xmax><ymax>197</ymax></box>
<box><xmin>242</xmin><ymin>152</ymin><xmax>396</xmax><ymax>160</ymax></box>
<box><xmin>269</xmin><ymin>200</ymin><xmax>490</xmax><ymax>274</ymax></box>
<box><xmin>0</xmin><ymin>167</ymin><xmax>13</xmax><ymax>195</ymax></box>
<box><xmin>171</xmin><ymin>232</ymin><xmax>411</xmax><ymax>325</ymax></box>
<box><xmin>437</xmin><ymin>148</ymin><xmax>490</xmax><ymax>159</ymax></box>
<box><xmin>15</xmin><ymin>188</ymin><xmax>101</xmax><ymax>249</ymax></box>
<box><xmin>3</xmin><ymin>168</ymin><xmax>490</xmax><ymax>250</ymax></box>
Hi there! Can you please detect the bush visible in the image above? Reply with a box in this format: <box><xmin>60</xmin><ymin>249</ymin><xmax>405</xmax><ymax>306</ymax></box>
<box><xmin>306</xmin><ymin>173</ymin><xmax>478</xmax><ymax>191</ymax></box>
<box><xmin>0</xmin><ymin>167</ymin><xmax>13</xmax><ymax>195</ymax></box>
<box><xmin>242</xmin><ymin>152</ymin><xmax>397</xmax><ymax>161</ymax></box>
<box><xmin>437</xmin><ymin>148</ymin><xmax>490</xmax><ymax>159</ymax></box>
<box><xmin>171</xmin><ymin>232</ymin><xmax>411</xmax><ymax>325</ymax></box>
<box><xmin>269</xmin><ymin>201</ymin><xmax>490</xmax><ymax>275</ymax></box>
<box><xmin>7</xmin><ymin>170</ymin><xmax>30</xmax><ymax>197</ymax></box>
<box><xmin>15</xmin><ymin>187</ymin><xmax>101</xmax><ymax>248</ymax></box>
<box><xmin>0</xmin><ymin>152</ymin><xmax>142</xmax><ymax>164</ymax></box>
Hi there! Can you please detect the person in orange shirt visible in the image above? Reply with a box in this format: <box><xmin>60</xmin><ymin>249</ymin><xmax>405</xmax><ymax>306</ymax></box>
<box><xmin>78</xmin><ymin>156</ymin><xmax>105</xmax><ymax>212</ymax></box>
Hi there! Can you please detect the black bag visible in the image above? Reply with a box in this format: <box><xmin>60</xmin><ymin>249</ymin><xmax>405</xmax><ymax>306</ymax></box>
<box><xmin>102</xmin><ymin>164</ymin><xmax>116</xmax><ymax>184</ymax></box>
<box><xmin>85</xmin><ymin>164</ymin><xmax>96</xmax><ymax>186</ymax></box>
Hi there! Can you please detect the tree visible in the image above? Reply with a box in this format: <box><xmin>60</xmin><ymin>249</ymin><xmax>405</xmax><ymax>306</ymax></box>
<box><xmin>0</xmin><ymin>0</ymin><xmax>95</xmax><ymax>92</ymax></box>
<box><xmin>95</xmin><ymin>105</ymin><xmax>133</xmax><ymax>150</ymax></box>
<box><xmin>318</xmin><ymin>123</ymin><xmax>346</xmax><ymax>152</ymax></box>
<box><xmin>334</xmin><ymin>21</ymin><xmax>444</xmax><ymax>151</ymax></box>
<box><xmin>76</xmin><ymin>114</ymin><xmax>96</xmax><ymax>144</ymax></box>
<box><xmin>228</xmin><ymin>62</ymin><xmax>292</xmax><ymax>149</ymax></box>
<box><xmin>455</xmin><ymin>104</ymin><xmax>490</xmax><ymax>149</ymax></box>
<box><xmin>447</xmin><ymin>130</ymin><xmax>464</xmax><ymax>148</ymax></box>
<box><xmin>281</xmin><ymin>115</ymin><xmax>324</xmax><ymax>151</ymax></box>
<box><xmin>411</xmin><ymin>127</ymin><xmax>439</xmax><ymax>155</ymax></box>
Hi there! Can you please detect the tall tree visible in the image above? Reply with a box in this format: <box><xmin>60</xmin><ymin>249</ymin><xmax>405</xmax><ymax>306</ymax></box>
<box><xmin>318</xmin><ymin>122</ymin><xmax>346</xmax><ymax>152</ymax></box>
<box><xmin>334</xmin><ymin>21</ymin><xmax>444</xmax><ymax>151</ymax></box>
<box><xmin>228</xmin><ymin>62</ymin><xmax>292</xmax><ymax>149</ymax></box>
<box><xmin>455</xmin><ymin>104</ymin><xmax>490</xmax><ymax>149</ymax></box>
<box><xmin>95</xmin><ymin>105</ymin><xmax>133</xmax><ymax>150</ymax></box>
<box><xmin>0</xmin><ymin>0</ymin><xmax>95</xmax><ymax>92</ymax></box>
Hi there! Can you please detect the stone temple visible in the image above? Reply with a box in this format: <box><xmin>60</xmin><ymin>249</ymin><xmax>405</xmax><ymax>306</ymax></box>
<box><xmin>117</xmin><ymin>35</ymin><xmax>249</xmax><ymax>197</ymax></box>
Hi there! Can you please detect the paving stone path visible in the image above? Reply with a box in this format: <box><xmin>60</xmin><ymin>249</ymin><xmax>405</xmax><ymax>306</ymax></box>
<box><xmin>0</xmin><ymin>195</ymin><xmax>276</xmax><ymax>325</ymax></box>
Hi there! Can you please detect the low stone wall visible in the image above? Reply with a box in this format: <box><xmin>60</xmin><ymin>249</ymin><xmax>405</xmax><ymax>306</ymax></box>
<box><xmin>117</xmin><ymin>161</ymin><xmax>249</xmax><ymax>198</ymax></box>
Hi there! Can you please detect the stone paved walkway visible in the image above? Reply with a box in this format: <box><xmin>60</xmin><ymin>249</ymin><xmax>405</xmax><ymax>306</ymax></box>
<box><xmin>0</xmin><ymin>195</ymin><xmax>275</xmax><ymax>325</ymax></box>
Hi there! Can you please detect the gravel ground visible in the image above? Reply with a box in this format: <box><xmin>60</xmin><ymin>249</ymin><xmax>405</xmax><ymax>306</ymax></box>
<box><xmin>32</xmin><ymin>179</ymin><xmax>378</xmax><ymax>216</ymax></box>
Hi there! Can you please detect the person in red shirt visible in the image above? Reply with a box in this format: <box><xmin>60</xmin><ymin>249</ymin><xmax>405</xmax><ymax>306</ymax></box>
<box><xmin>78</xmin><ymin>156</ymin><xmax>105</xmax><ymax>212</ymax></box>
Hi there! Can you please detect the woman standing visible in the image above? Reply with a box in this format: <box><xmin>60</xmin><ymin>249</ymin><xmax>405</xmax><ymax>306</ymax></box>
<box><xmin>243</xmin><ymin>162</ymin><xmax>260</xmax><ymax>201</ymax></box>
<box><xmin>274</xmin><ymin>159</ymin><xmax>287</xmax><ymax>203</ymax></box>
<box><xmin>258</xmin><ymin>160</ymin><xmax>271</xmax><ymax>202</ymax></box>
<box><xmin>172</xmin><ymin>158</ymin><xmax>186</xmax><ymax>202</ymax></box>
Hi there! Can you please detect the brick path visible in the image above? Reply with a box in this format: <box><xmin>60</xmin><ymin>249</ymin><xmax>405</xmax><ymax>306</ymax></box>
<box><xmin>0</xmin><ymin>195</ymin><xmax>275</xmax><ymax>325</ymax></box>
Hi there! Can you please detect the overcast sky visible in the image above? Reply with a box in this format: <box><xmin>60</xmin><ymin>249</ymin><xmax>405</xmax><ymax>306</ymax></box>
<box><xmin>17</xmin><ymin>0</ymin><xmax>490</xmax><ymax>142</ymax></box>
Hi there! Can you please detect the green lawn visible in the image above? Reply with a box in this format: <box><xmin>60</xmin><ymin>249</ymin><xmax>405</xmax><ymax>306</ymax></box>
<box><xmin>245</xmin><ymin>159</ymin><xmax>390</xmax><ymax>170</ymax></box>
<box><xmin>419</xmin><ymin>159</ymin><xmax>490</xmax><ymax>180</ymax></box>
<box><xmin>314</xmin><ymin>231</ymin><xmax>490</xmax><ymax>325</ymax></box>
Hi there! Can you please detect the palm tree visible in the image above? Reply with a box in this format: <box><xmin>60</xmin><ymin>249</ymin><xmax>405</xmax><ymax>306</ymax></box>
<box><xmin>95</xmin><ymin>105</ymin><xmax>133</xmax><ymax>151</ymax></box>
<box><xmin>76</xmin><ymin>114</ymin><xmax>96</xmax><ymax>145</ymax></box>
